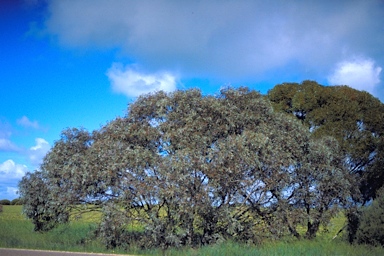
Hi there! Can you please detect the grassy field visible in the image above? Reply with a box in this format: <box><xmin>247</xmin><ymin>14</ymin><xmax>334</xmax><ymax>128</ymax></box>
<box><xmin>0</xmin><ymin>205</ymin><xmax>130</xmax><ymax>254</ymax></box>
<box><xmin>0</xmin><ymin>205</ymin><xmax>383</xmax><ymax>255</ymax></box>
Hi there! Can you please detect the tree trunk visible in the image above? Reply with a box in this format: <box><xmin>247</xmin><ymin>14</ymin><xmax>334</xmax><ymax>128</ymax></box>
<box><xmin>305</xmin><ymin>220</ymin><xmax>320</xmax><ymax>239</ymax></box>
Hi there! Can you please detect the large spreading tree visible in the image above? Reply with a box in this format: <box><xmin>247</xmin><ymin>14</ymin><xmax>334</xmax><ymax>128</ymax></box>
<box><xmin>19</xmin><ymin>88</ymin><xmax>351</xmax><ymax>248</ymax></box>
<box><xmin>267</xmin><ymin>81</ymin><xmax>384</xmax><ymax>203</ymax></box>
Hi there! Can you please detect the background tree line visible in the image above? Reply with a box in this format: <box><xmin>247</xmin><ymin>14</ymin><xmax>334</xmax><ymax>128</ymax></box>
<box><xmin>19</xmin><ymin>82</ymin><xmax>384</xmax><ymax>249</ymax></box>
<box><xmin>0</xmin><ymin>199</ymin><xmax>22</xmax><ymax>205</ymax></box>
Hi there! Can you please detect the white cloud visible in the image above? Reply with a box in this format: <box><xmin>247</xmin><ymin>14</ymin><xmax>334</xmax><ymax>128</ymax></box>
<box><xmin>328</xmin><ymin>58</ymin><xmax>382</xmax><ymax>94</ymax></box>
<box><xmin>28</xmin><ymin>138</ymin><xmax>50</xmax><ymax>166</ymax></box>
<box><xmin>107</xmin><ymin>63</ymin><xmax>177</xmax><ymax>97</ymax></box>
<box><xmin>17</xmin><ymin>116</ymin><xmax>39</xmax><ymax>129</ymax></box>
<box><xmin>0</xmin><ymin>160</ymin><xmax>28</xmax><ymax>200</ymax></box>
<box><xmin>0</xmin><ymin>160</ymin><xmax>28</xmax><ymax>180</ymax></box>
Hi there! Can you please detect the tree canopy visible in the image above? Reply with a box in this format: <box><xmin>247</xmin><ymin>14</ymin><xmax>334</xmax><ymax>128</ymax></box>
<box><xmin>267</xmin><ymin>81</ymin><xmax>384</xmax><ymax>203</ymax></box>
<box><xmin>19</xmin><ymin>87</ymin><xmax>352</xmax><ymax>249</ymax></box>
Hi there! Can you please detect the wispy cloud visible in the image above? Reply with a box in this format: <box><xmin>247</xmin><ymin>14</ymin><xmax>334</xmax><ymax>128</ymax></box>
<box><xmin>0</xmin><ymin>138</ymin><xmax>19</xmax><ymax>152</ymax></box>
<box><xmin>17</xmin><ymin>116</ymin><xmax>40</xmax><ymax>129</ymax></box>
<box><xmin>0</xmin><ymin>121</ymin><xmax>19</xmax><ymax>152</ymax></box>
<box><xmin>328</xmin><ymin>57</ymin><xmax>382</xmax><ymax>94</ymax></box>
<box><xmin>107</xmin><ymin>63</ymin><xmax>177</xmax><ymax>97</ymax></box>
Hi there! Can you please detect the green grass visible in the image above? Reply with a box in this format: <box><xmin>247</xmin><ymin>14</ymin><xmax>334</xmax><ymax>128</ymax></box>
<box><xmin>156</xmin><ymin>240</ymin><xmax>384</xmax><ymax>256</ymax></box>
<box><xmin>1</xmin><ymin>205</ymin><xmax>383</xmax><ymax>255</ymax></box>
<box><xmin>0</xmin><ymin>205</ymin><xmax>133</xmax><ymax>254</ymax></box>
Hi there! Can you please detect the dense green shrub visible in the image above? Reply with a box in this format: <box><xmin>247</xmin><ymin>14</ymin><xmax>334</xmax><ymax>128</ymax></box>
<box><xmin>0</xmin><ymin>199</ymin><xmax>11</xmax><ymax>205</ymax></box>
<box><xmin>354</xmin><ymin>187</ymin><xmax>384</xmax><ymax>246</ymax></box>
<box><xmin>0</xmin><ymin>204</ymin><xmax>3</xmax><ymax>212</ymax></box>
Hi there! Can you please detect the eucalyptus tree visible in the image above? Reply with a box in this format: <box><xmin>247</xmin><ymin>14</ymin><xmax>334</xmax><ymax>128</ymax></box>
<box><xmin>267</xmin><ymin>80</ymin><xmax>384</xmax><ymax>203</ymax></box>
<box><xmin>19</xmin><ymin>88</ymin><xmax>351</xmax><ymax>248</ymax></box>
<box><xmin>19</xmin><ymin>128</ymin><xmax>95</xmax><ymax>231</ymax></box>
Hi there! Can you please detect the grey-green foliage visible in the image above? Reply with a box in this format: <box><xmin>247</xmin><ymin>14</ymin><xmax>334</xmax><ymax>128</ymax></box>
<box><xmin>19</xmin><ymin>170</ymin><xmax>68</xmax><ymax>231</ymax></box>
<box><xmin>19</xmin><ymin>128</ymin><xmax>92</xmax><ymax>231</ymax></box>
<box><xmin>19</xmin><ymin>88</ymin><xmax>351</xmax><ymax>248</ymax></box>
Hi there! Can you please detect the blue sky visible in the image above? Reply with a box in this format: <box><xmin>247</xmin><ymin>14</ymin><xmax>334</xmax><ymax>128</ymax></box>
<box><xmin>1</xmin><ymin>0</ymin><xmax>383</xmax><ymax>200</ymax></box>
